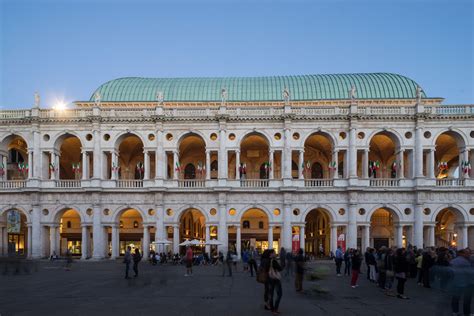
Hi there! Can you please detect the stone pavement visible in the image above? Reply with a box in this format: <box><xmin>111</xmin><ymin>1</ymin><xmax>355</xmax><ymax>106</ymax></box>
<box><xmin>0</xmin><ymin>259</ymin><xmax>460</xmax><ymax>316</ymax></box>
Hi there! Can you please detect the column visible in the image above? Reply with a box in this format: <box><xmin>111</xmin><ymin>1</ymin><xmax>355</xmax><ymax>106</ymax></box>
<box><xmin>33</xmin><ymin>130</ymin><xmax>41</xmax><ymax>178</ymax></box>
<box><xmin>92</xmin><ymin>205</ymin><xmax>104</xmax><ymax>259</ymax></box>
<box><xmin>49</xmin><ymin>225</ymin><xmax>58</xmax><ymax>256</ymax></box>
<box><xmin>235</xmin><ymin>150</ymin><xmax>240</xmax><ymax>180</ymax></box>
<box><xmin>332</xmin><ymin>150</ymin><xmax>339</xmax><ymax>179</ymax></box>
<box><xmin>144</xmin><ymin>150</ymin><xmax>150</xmax><ymax>180</ymax></box>
<box><xmin>1</xmin><ymin>154</ymin><xmax>7</xmax><ymax>181</ymax></box>
<box><xmin>93</xmin><ymin>129</ymin><xmax>101</xmax><ymax>179</ymax></box>
<box><xmin>298</xmin><ymin>150</ymin><xmax>304</xmax><ymax>180</ymax></box>
<box><xmin>81</xmin><ymin>151</ymin><xmax>88</xmax><ymax>180</ymax></box>
<box><xmin>205</xmin><ymin>150</ymin><xmax>211</xmax><ymax>180</ymax></box>
<box><xmin>49</xmin><ymin>152</ymin><xmax>55</xmax><ymax>180</ymax></box>
<box><xmin>427</xmin><ymin>225</ymin><xmax>435</xmax><ymax>247</ymax></box>
<box><xmin>414</xmin><ymin>127</ymin><xmax>424</xmax><ymax>177</ymax></box>
<box><xmin>173</xmin><ymin>225</ymin><xmax>179</xmax><ymax>254</ymax></box>
<box><xmin>81</xmin><ymin>225</ymin><xmax>89</xmax><ymax>260</ymax></box>
<box><xmin>111</xmin><ymin>225</ymin><xmax>119</xmax><ymax>259</ymax></box>
<box><xmin>269</xmin><ymin>150</ymin><xmax>274</xmax><ymax>180</ymax></box>
<box><xmin>218</xmin><ymin>128</ymin><xmax>227</xmax><ymax>179</ymax></box>
<box><xmin>268</xmin><ymin>225</ymin><xmax>274</xmax><ymax>249</ymax></box>
<box><xmin>459</xmin><ymin>225</ymin><xmax>468</xmax><ymax>249</ymax></box>
<box><xmin>173</xmin><ymin>151</ymin><xmax>179</xmax><ymax>180</ymax></box>
<box><xmin>27</xmin><ymin>224</ymin><xmax>33</xmax><ymax>258</ymax></box>
<box><xmin>205</xmin><ymin>225</ymin><xmax>210</xmax><ymax>254</ymax></box>
<box><xmin>54</xmin><ymin>152</ymin><xmax>60</xmax><ymax>179</ymax></box>
<box><xmin>299</xmin><ymin>225</ymin><xmax>305</xmax><ymax>251</ymax></box>
<box><xmin>363</xmin><ymin>225</ymin><xmax>370</xmax><ymax>251</ymax></box>
<box><xmin>397</xmin><ymin>149</ymin><xmax>405</xmax><ymax>179</ymax></box>
<box><xmin>156</xmin><ymin>130</ymin><xmax>164</xmax><ymax>179</ymax></box>
<box><xmin>413</xmin><ymin>205</ymin><xmax>424</xmax><ymax>248</ymax></box>
<box><xmin>111</xmin><ymin>151</ymin><xmax>119</xmax><ymax>180</ymax></box>
<box><xmin>142</xmin><ymin>225</ymin><xmax>150</xmax><ymax>259</ymax></box>
<box><xmin>362</xmin><ymin>149</ymin><xmax>369</xmax><ymax>178</ymax></box>
<box><xmin>347</xmin><ymin>204</ymin><xmax>357</xmax><ymax>249</ymax></box>
<box><xmin>0</xmin><ymin>225</ymin><xmax>5</xmax><ymax>256</ymax></box>
<box><xmin>31</xmin><ymin>206</ymin><xmax>42</xmax><ymax>258</ymax></box>
<box><xmin>330</xmin><ymin>225</ymin><xmax>337</xmax><ymax>253</ymax></box>
<box><xmin>27</xmin><ymin>150</ymin><xmax>33</xmax><ymax>179</ymax></box>
<box><xmin>395</xmin><ymin>224</ymin><xmax>403</xmax><ymax>247</ymax></box>
<box><xmin>428</xmin><ymin>148</ymin><xmax>435</xmax><ymax>178</ymax></box>
<box><xmin>283</xmin><ymin>128</ymin><xmax>292</xmax><ymax>179</ymax></box>
<box><xmin>236</xmin><ymin>225</ymin><xmax>241</xmax><ymax>259</ymax></box>
<box><xmin>348</xmin><ymin>127</ymin><xmax>357</xmax><ymax>178</ymax></box>
<box><xmin>282</xmin><ymin>204</ymin><xmax>292</xmax><ymax>251</ymax></box>
<box><xmin>469</xmin><ymin>149</ymin><xmax>474</xmax><ymax>178</ymax></box>
<box><xmin>218</xmin><ymin>203</ymin><xmax>228</xmax><ymax>254</ymax></box>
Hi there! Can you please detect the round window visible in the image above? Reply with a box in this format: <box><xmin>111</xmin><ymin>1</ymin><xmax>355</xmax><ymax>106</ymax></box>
<box><xmin>103</xmin><ymin>134</ymin><xmax>111</xmax><ymax>141</ymax></box>
<box><xmin>229</xmin><ymin>208</ymin><xmax>236</xmax><ymax>216</ymax></box>
<box><xmin>210</xmin><ymin>208</ymin><xmax>217</xmax><ymax>216</ymax></box>
<box><xmin>293</xmin><ymin>133</ymin><xmax>300</xmax><ymax>140</ymax></box>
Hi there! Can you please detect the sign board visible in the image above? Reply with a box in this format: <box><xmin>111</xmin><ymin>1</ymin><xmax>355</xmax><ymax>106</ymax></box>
<box><xmin>7</xmin><ymin>210</ymin><xmax>21</xmax><ymax>234</ymax></box>
<box><xmin>292</xmin><ymin>233</ymin><xmax>300</xmax><ymax>253</ymax></box>
<box><xmin>337</xmin><ymin>233</ymin><xmax>346</xmax><ymax>252</ymax></box>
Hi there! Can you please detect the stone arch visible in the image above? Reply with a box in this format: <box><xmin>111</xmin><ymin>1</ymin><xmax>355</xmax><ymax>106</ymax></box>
<box><xmin>432</xmin><ymin>129</ymin><xmax>467</xmax><ymax>148</ymax></box>
<box><xmin>431</xmin><ymin>205</ymin><xmax>468</xmax><ymax>223</ymax></box>
<box><xmin>366</xmin><ymin>129</ymin><xmax>403</xmax><ymax>148</ymax></box>
<box><xmin>176</xmin><ymin>131</ymin><xmax>208</xmax><ymax>149</ymax></box>
<box><xmin>0</xmin><ymin>205</ymin><xmax>31</xmax><ymax>223</ymax></box>
<box><xmin>113</xmin><ymin>131</ymin><xmax>146</xmax><ymax>150</ymax></box>
<box><xmin>365</xmin><ymin>204</ymin><xmax>403</xmax><ymax>223</ymax></box>
<box><xmin>112</xmin><ymin>205</ymin><xmax>147</xmax><ymax>223</ymax></box>
<box><xmin>175</xmin><ymin>205</ymin><xmax>210</xmax><ymax>223</ymax></box>
<box><xmin>236</xmin><ymin>204</ymin><xmax>272</xmax><ymax>222</ymax></box>
<box><xmin>302</xmin><ymin>130</ymin><xmax>337</xmax><ymax>148</ymax></box>
<box><xmin>301</xmin><ymin>205</ymin><xmax>337</xmax><ymax>222</ymax></box>
<box><xmin>0</xmin><ymin>133</ymin><xmax>30</xmax><ymax>152</ymax></box>
<box><xmin>52</xmin><ymin>206</ymin><xmax>85</xmax><ymax>223</ymax></box>
<box><xmin>52</xmin><ymin>132</ymin><xmax>84</xmax><ymax>150</ymax></box>
<box><xmin>237</xmin><ymin>130</ymin><xmax>271</xmax><ymax>148</ymax></box>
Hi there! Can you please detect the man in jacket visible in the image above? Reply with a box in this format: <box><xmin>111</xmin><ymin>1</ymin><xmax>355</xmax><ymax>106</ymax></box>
<box><xmin>124</xmin><ymin>246</ymin><xmax>132</xmax><ymax>279</ymax></box>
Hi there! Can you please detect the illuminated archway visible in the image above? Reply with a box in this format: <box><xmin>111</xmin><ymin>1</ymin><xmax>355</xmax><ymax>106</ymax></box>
<box><xmin>434</xmin><ymin>131</ymin><xmax>465</xmax><ymax>179</ymax></box>
<box><xmin>303</xmin><ymin>132</ymin><xmax>334</xmax><ymax>179</ymax></box>
<box><xmin>304</xmin><ymin>208</ymin><xmax>331</xmax><ymax>256</ymax></box>
<box><xmin>0</xmin><ymin>135</ymin><xmax>29</xmax><ymax>180</ymax></box>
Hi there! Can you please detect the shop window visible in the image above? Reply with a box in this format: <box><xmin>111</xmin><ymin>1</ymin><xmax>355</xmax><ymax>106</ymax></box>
<box><xmin>243</xmin><ymin>220</ymin><xmax>250</xmax><ymax>229</ymax></box>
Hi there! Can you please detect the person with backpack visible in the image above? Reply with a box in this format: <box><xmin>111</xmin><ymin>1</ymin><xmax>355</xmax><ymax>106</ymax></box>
<box><xmin>335</xmin><ymin>246</ymin><xmax>343</xmax><ymax>276</ymax></box>
<box><xmin>295</xmin><ymin>248</ymin><xmax>305</xmax><ymax>292</ymax></box>
<box><xmin>132</xmin><ymin>248</ymin><xmax>142</xmax><ymax>278</ymax></box>
<box><xmin>268</xmin><ymin>249</ymin><xmax>283</xmax><ymax>315</ymax></box>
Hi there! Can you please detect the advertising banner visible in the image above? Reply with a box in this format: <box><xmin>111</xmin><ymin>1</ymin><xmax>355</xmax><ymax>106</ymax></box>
<box><xmin>7</xmin><ymin>210</ymin><xmax>21</xmax><ymax>233</ymax></box>
<box><xmin>337</xmin><ymin>233</ymin><xmax>346</xmax><ymax>252</ymax></box>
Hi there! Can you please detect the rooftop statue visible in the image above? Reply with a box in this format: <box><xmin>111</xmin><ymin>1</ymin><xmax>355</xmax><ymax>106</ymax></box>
<box><xmin>349</xmin><ymin>85</ymin><xmax>357</xmax><ymax>100</ymax></box>
<box><xmin>221</xmin><ymin>88</ymin><xmax>228</xmax><ymax>104</ymax></box>
<box><xmin>416</xmin><ymin>86</ymin><xmax>423</xmax><ymax>103</ymax></box>
<box><xmin>282</xmin><ymin>87</ymin><xmax>290</xmax><ymax>103</ymax></box>
<box><xmin>94</xmin><ymin>92</ymin><xmax>101</xmax><ymax>107</ymax></box>
<box><xmin>156</xmin><ymin>91</ymin><xmax>164</xmax><ymax>104</ymax></box>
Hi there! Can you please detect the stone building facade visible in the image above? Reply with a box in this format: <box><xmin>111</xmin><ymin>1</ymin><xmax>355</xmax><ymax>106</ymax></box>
<box><xmin>0</xmin><ymin>73</ymin><xmax>473</xmax><ymax>259</ymax></box>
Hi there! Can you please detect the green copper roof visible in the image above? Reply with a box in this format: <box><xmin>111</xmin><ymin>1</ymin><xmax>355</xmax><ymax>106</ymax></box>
<box><xmin>90</xmin><ymin>73</ymin><xmax>426</xmax><ymax>102</ymax></box>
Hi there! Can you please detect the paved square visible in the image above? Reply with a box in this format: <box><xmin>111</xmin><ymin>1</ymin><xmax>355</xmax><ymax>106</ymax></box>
<box><xmin>0</xmin><ymin>259</ymin><xmax>457</xmax><ymax>315</ymax></box>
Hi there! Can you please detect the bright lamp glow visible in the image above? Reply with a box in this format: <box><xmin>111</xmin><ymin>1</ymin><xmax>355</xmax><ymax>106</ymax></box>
<box><xmin>53</xmin><ymin>101</ymin><xmax>67</xmax><ymax>110</ymax></box>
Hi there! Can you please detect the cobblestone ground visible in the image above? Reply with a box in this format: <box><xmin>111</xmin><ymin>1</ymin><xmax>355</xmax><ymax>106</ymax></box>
<box><xmin>0</xmin><ymin>259</ymin><xmax>461</xmax><ymax>316</ymax></box>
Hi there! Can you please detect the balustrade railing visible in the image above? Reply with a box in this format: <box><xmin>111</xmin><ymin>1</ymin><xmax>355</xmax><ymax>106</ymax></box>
<box><xmin>178</xmin><ymin>179</ymin><xmax>206</xmax><ymax>188</ymax></box>
<box><xmin>436</xmin><ymin>178</ymin><xmax>465</xmax><ymax>187</ymax></box>
<box><xmin>55</xmin><ymin>180</ymin><xmax>81</xmax><ymax>188</ymax></box>
<box><xmin>117</xmin><ymin>180</ymin><xmax>144</xmax><ymax>188</ymax></box>
<box><xmin>369</xmin><ymin>179</ymin><xmax>400</xmax><ymax>187</ymax></box>
<box><xmin>0</xmin><ymin>180</ymin><xmax>26</xmax><ymax>189</ymax></box>
<box><xmin>304</xmin><ymin>179</ymin><xmax>334</xmax><ymax>187</ymax></box>
<box><xmin>240</xmin><ymin>179</ymin><xmax>269</xmax><ymax>188</ymax></box>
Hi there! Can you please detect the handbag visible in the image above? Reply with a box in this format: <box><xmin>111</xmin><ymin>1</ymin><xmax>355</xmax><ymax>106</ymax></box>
<box><xmin>268</xmin><ymin>260</ymin><xmax>281</xmax><ymax>280</ymax></box>
<box><xmin>386</xmin><ymin>270</ymin><xmax>394</xmax><ymax>278</ymax></box>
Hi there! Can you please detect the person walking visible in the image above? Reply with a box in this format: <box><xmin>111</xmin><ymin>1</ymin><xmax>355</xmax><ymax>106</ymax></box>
<box><xmin>394</xmin><ymin>248</ymin><xmax>409</xmax><ymax>299</ymax></box>
<box><xmin>279</xmin><ymin>247</ymin><xmax>287</xmax><ymax>272</ymax></box>
<box><xmin>364</xmin><ymin>247</ymin><xmax>371</xmax><ymax>280</ymax></box>
<box><xmin>415</xmin><ymin>249</ymin><xmax>423</xmax><ymax>285</ymax></box>
<box><xmin>132</xmin><ymin>248</ymin><xmax>142</xmax><ymax>277</ymax></box>
<box><xmin>248</xmin><ymin>247</ymin><xmax>258</xmax><ymax>277</ymax></box>
<box><xmin>218</xmin><ymin>251</ymin><xmax>225</xmax><ymax>276</ymax></box>
<box><xmin>384</xmin><ymin>248</ymin><xmax>396</xmax><ymax>296</ymax></box>
<box><xmin>350</xmin><ymin>249</ymin><xmax>362</xmax><ymax>288</ymax></box>
<box><xmin>123</xmin><ymin>246</ymin><xmax>132</xmax><ymax>279</ymax></box>
<box><xmin>367</xmin><ymin>248</ymin><xmax>377</xmax><ymax>283</ymax></box>
<box><xmin>344</xmin><ymin>248</ymin><xmax>352</xmax><ymax>276</ymax></box>
<box><xmin>260</xmin><ymin>249</ymin><xmax>272</xmax><ymax>310</ymax></box>
<box><xmin>285</xmin><ymin>251</ymin><xmax>293</xmax><ymax>277</ymax></box>
<box><xmin>268</xmin><ymin>250</ymin><xmax>283</xmax><ymax>315</ymax></box>
<box><xmin>225</xmin><ymin>250</ymin><xmax>233</xmax><ymax>277</ymax></box>
<box><xmin>295</xmin><ymin>248</ymin><xmax>305</xmax><ymax>292</ymax></box>
<box><xmin>450</xmin><ymin>249</ymin><xmax>472</xmax><ymax>316</ymax></box>
<box><xmin>421</xmin><ymin>248</ymin><xmax>435</xmax><ymax>288</ymax></box>
<box><xmin>335</xmin><ymin>246</ymin><xmax>343</xmax><ymax>276</ymax></box>
<box><xmin>185</xmin><ymin>246</ymin><xmax>193</xmax><ymax>276</ymax></box>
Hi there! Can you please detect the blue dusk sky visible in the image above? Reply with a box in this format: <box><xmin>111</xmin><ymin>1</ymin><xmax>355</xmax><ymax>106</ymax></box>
<box><xmin>0</xmin><ymin>0</ymin><xmax>473</xmax><ymax>108</ymax></box>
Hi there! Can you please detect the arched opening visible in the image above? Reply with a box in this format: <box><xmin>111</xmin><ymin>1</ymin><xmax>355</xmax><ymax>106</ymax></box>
<box><xmin>117</xmin><ymin>134</ymin><xmax>144</xmax><ymax>180</ymax></box>
<box><xmin>434</xmin><ymin>132</ymin><xmax>465</xmax><ymax>179</ymax></box>
<box><xmin>303</xmin><ymin>132</ymin><xmax>334</xmax><ymax>179</ymax></box>
<box><xmin>58</xmin><ymin>209</ymin><xmax>83</xmax><ymax>256</ymax></box>
<box><xmin>56</xmin><ymin>135</ymin><xmax>82</xmax><ymax>180</ymax></box>
<box><xmin>435</xmin><ymin>208</ymin><xmax>465</xmax><ymax>248</ymax></box>
<box><xmin>367</xmin><ymin>132</ymin><xmax>400</xmax><ymax>178</ymax></box>
<box><xmin>370</xmin><ymin>208</ymin><xmax>399</xmax><ymax>249</ymax></box>
<box><xmin>0</xmin><ymin>135</ymin><xmax>29</xmax><ymax>180</ymax></box>
<box><xmin>304</xmin><ymin>208</ymin><xmax>331</xmax><ymax>257</ymax></box>
<box><xmin>234</xmin><ymin>208</ymin><xmax>277</xmax><ymax>254</ymax></box>
<box><xmin>239</xmin><ymin>133</ymin><xmax>269</xmax><ymax>179</ymax></box>
<box><xmin>179</xmin><ymin>208</ymin><xmax>206</xmax><ymax>254</ymax></box>
<box><xmin>2</xmin><ymin>209</ymin><xmax>28</xmax><ymax>256</ymax></box>
<box><xmin>177</xmin><ymin>134</ymin><xmax>206</xmax><ymax>180</ymax></box>
<box><xmin>117</xmin><ymin>209</ymin><xmax>143</xmax><ymax>255</ymax></box>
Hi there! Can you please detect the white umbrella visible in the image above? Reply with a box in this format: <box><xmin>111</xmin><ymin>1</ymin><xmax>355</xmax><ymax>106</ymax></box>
<box><xmin>152</xmin><ymin>239</ymin><xmax>172</xmax><ymax>245</ymax></box>
<box><xmin>179</xmin><ymin>240</ymin><xmax>192</xmax><ymax>246</ymax></box>
<box><xmin>189</xmin><ymin>239</ymin><xmax>203</xmax><ymax>246</ymax></box>
<box><xmin>205</xmin><ymin>239</ymin><xmax>223</xmax><ymax>246</ymax></box>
